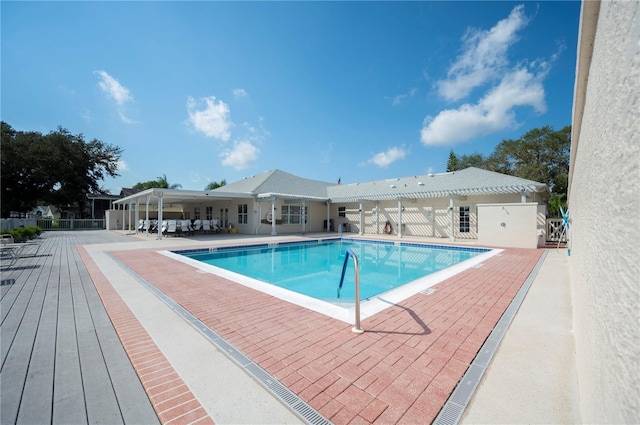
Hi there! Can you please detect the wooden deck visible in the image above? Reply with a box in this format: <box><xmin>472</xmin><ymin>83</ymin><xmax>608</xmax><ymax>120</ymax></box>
<box><xmin>0</xmin><ymin>231</ymin><xmax>159</xmax><ymax>425</ymax></box>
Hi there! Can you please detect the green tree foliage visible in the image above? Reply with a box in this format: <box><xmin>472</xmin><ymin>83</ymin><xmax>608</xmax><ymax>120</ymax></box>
<box><xmin>133</xmin><ymin>174</ymin><xmax>182</xmax><ymax>190</ymax></box>
<box><xmin>1</xmin><ymin>122</ymin><xmax>122</xmax><ymax>217</ymax></box>
<box><xmin>447</xmin><ymin>125</ymin><xmax>571</xmax><ymax>196</ymax></box>
<box><xmin>204</xmin><ymin>179</ymin><xmax>227</xmax><ymax>190</ymax></box>
<box><xmin>446</xmin><ymin>150</ymin><xmax>459</xmax><ymax>172</ymax></box>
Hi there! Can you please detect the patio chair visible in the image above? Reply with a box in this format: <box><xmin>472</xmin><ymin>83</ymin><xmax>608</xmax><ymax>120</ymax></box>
<box><xmin>179</xmin><ymin>220</ymin><xmax>192</xmax><ymax>236</ymax></box>
<box><xmin>137</xmin><ymin>219</ymin><xmax>144</xmax><ymax>232</ymax></box>
<box><xmin>166</xmin><ymin>220</ymin><xmax>177</xmax><ymax>236</ymax></box>
<box><xmin>202</xmin><ymin>220</ymin><xmax>211</xmax><ymax>233</ymax></box>
<box><xmin>211</xmin><ymin>219</ymin><xmax>221</xmax><ymax>233</ymax></box>
<box><xmin>192</xmin><ymin>219</ymin><xmax>202</xmax><ymax>233</ymax></box>
<box><xmin>0</xmin><ymin>234</ymin><xmax>42</xmax><ymax>267</ymax></box>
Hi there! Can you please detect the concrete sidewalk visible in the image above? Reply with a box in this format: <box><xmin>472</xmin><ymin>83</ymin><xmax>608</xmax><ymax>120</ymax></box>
<box><xmin>462</xmin><ymin>249</ymin><xmax>579</xmax><ymax>423</ymax></box>
<box><xmin>82</xmin><ymin>237</ymin><xmax>303</xmax><ymax>424</ymax></box>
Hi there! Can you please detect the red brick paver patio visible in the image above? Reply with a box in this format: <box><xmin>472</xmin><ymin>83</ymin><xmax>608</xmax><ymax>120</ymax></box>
<box><xmin>100</xmin><ymin>244</ymin><xmax>542</xmax><ymax>424</ymax></box>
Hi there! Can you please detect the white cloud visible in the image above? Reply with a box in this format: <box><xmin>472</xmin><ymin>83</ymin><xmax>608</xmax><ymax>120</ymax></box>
<box><xmin>437</xmin><ymin>5</ymin><xmax>528</xmax><ymax>102</ymax></box>
<box><xmin>392</xmin><ymin>87</ymin><xmax>418</xmax><ymax>106</ymax></box>
<box><xmin>94</xmin><ymin>70</ymin><xmax>133</xmax><ymax>105</ymax></box>
<box><xmin>366</xmin><ymin>146</ymin><xmax>407</xmax><ymax>168</ymax></box>
<box><xmin>116</xmin><ymin>160</ymin><xmax>129</xmax><ymax>172</ymax></box>
<box><xmin>421</xmin><ymin>67</ymin><xmax>546</xmax><ymax>146</ymax></box>
<box><xmin>186</xmin><ymin>96</ymin><xmax>233</xmax><ymax>141</ymax></box>
<box><xmin>94</xmin><ymin>70</ymin><xmax>136</xmax><ymax>123</ymax></box>
<box><xmin>233</xmin><ymin>88</ymin><xmax>248</xmax><ymax>98</ymax></box>
<box><xmin>220</xmin><ymin>140</ymin><xmax>259</xmax><ymax>170</ymax></box>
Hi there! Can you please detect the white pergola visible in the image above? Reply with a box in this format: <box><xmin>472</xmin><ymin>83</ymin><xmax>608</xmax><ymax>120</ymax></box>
<box><xmin>113</xmin><ymin>188</ymin><xmax>252</xmax><ymax>239</ymax></box>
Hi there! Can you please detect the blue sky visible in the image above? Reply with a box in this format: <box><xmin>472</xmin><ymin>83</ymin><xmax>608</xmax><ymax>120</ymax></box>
<box><xmin>1</xmin><ymin>1</ymin><xmax>581</xmax><ymax>193</ymax></box>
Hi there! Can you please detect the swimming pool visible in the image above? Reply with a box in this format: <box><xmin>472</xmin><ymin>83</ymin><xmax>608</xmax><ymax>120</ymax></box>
<box><xmin>163</xmin><ymin>238</ymin><xmax>500</xmax><ymax>322</ymax></box>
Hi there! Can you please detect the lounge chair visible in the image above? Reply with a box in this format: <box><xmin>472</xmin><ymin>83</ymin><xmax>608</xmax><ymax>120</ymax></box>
<box><xmin>1</xmin><ymin>234</ymin><xmax>42</xmax><ymax>267</ymax></box>
<box><xmin>179</xmin><ymin>220</ymin><xmax>192</xmax><ymax>236</ymax></box>
<box><xmin>211</xmin><ymin>219</ymin><xmax>221</xmax><ymax>233</ymax></box>
<box><xmin>166</xmin><ymin>220</ymin><xmax>177</xmax><ymax>236</ymax></box>
<box><xmin>202</xmin><ymin>220</ymin><xmax>211</xmax><ymax>233</ymax></box>
<box><xmin>192</xmin><ymin>219</ymin><xmax>202</xmax><ymax>233</ymax></box>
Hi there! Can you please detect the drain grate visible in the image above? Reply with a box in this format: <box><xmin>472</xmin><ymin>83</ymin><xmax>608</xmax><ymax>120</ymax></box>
<box><xmin>433</xmin><ymin>250</ymin><xmax>548</xmax><ymax>425</ymax></box>
<box><xmin>420</xmin><ymin>288</ymin><xmax>436</xmax><ymax>295</ymax></box>
<box><xmin>112</xmin><ymin>254</ymin><xmax>332</xmax><ymax>425</ymax></box>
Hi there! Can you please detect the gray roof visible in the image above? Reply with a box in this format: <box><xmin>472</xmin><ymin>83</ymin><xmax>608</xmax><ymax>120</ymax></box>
<box><xmin>114</xmin><ymin>168</ymin><xmax>548</xmax><ymax>207</ymax></box>
<box><xmin>212</xmin><ymin>167</ymin><xmax>548</xmax><ymax>203</ymax></box>
<box><xmin>212</xmin><ymin>169</ymin><xmax>334</xmax><ymax>200</ymax></box>
<box><xmin>327</xmin><ymin>167</ymin><xmax>549</xmax><ymax>202</ymax></box>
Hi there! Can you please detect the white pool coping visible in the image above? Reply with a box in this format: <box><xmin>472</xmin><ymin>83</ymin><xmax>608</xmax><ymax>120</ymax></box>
<box><xmin>160</xmin><ymin>242</ymin><xmax>502</xmax><ymax>324</ymax></box>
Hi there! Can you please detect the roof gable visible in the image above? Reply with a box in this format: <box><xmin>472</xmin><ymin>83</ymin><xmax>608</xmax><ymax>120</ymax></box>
<box><xmin>213</xmin><ymin>169</ymin><xmax>334</xmax><ymax>200</ymax></box>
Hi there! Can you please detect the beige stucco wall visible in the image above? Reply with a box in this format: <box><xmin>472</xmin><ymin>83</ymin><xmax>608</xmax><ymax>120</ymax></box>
<box><xmin>569</xmin><ymin>1</ymin><xmax>640</xmax><ymax>423</ymax></box>
<box><xmin>337</xmin><ymin>193</ymin><xmax>537</xmax><ymax>241</ymax></box>
<box><xmin>477</xmin><ymin>203</ymin><xmax>540</xmax><ymax>249</ymax></box>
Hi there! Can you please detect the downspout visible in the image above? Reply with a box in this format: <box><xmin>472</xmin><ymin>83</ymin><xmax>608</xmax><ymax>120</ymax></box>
<box><xmin>255</xmin><ymin>200</ymin><xmax>262</xmax><ymax>235</ymax></box>
<box><xmin>271</xmin><ymin>200</ymin><xmax>277</xmax><ymax>236</ymax></box>
<box><xmin>302</xmin><ymin>201</ymin><xmax>306</xmax><ymax>233</ymax></box>
<box><xmin>359</xmin><ymin>202</ymin><xmax>363</xmax><ymax>235</ymax></box>
<box><xmin>449</xmin><ymin>193</ymin><xmax>455</xmax><ymax>242</ymax></box>
<box><xmin>326</xmin><ymin>200</ymin><xmax>331</xmax><ymax>232</ymax></box>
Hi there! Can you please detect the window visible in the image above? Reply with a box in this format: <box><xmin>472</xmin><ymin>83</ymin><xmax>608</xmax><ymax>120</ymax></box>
<box><xmin>194</xmin><ymin>207</ymin><xmax>200</xmax><ymax>220</ymax></box>
<box><xmin>459</xmin><ymin>206</ymin><xmax>470</xmax><ymax>233</ymax></box>
<box><xmin>184</xmin><ymin>211</ymin><xmax>191</xmax><ymax>219</ymax></box>
<box><xmin>206</xmin><ymin>206</ymin><xmax>213</xmax><ymax>220</ymax></box>
<box><xmin>338</xmin><ymin>206</ymin><xmax>346</xmax><ymax>217</ymax></box>
<box><xmin>237</xmin><ymin>204</ymin><xmax>248</xmax><ymax>224</ymax></box>
<box><xmin>282</xmin><ymin>205</ymin><xmax>307</xmax><ymax>225</ymax></box>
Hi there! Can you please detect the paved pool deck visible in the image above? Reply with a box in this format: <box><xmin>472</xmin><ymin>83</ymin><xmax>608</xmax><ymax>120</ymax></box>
<box><xmin>1</xmin><ymin>230</ymin><xmax>576</xmax><ymax>424</ymax></box>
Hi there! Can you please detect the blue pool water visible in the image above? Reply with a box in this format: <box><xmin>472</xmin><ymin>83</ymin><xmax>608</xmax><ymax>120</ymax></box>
<box><xmin>179</xmin><ymin>239</ymin><xmax>488</xmax><ymax>301</ymax></box>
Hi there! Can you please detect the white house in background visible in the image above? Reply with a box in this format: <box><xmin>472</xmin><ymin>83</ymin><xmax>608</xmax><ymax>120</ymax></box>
<box><xmin>111</xmin><ymin>167</ymin><xmax>550</xmax><ymax>248</ymax></box>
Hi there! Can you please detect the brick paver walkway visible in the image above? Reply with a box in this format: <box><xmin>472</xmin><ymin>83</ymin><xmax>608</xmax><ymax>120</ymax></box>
<box><xmin>110</xmin><ymin>244</ymin><xmax>542</xmax><ymax>424</ymax></box>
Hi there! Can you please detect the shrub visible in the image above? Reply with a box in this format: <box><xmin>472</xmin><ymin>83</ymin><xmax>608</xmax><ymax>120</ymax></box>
<box><xmin>1</xmin><ymin>225</ymin><xmax>42</xmax><ymax>241</ymax></box>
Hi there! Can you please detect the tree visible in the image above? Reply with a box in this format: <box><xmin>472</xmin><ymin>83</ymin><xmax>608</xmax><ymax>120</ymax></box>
<box><xmin>447</xmin><ymin>125</ymin><xmax>571</xmax><ymax>196</ymax></box>
<box><xmin>1</xmin><ymin>122</ymin><xmax>122</xmax><ymax>217</ymax></box>
<box><xmin>446</xmin><ymin>150</ymin><xmax>459</xmax><ymax>172</ymax></box>
<box><xmin>133</xmin><ymin>174</ymin><xmax>182</xmax><ymax>190</ymax></box>
<box><xmin>204</xmin><ymin>179</ymin><xmax>227</xmax><ymax>190</ymax></box>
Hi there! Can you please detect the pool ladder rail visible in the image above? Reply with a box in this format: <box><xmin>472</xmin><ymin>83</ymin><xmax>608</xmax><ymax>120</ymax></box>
<box><xmin>337</xmin><ymin>248</ymin><xmax>364</xmax><ymax>334</ymax></box>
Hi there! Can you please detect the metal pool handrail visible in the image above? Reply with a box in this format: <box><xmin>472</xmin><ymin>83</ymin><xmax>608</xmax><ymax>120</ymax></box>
<box><xmin>337</xmin><ymin>248</ymin><xmax>364</xmax><ymax>334</ymax></box>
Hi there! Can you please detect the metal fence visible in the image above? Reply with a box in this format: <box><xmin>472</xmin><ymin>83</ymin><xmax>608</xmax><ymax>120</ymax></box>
<box><xmin>0</xmin><ymin>218</ymin><xmax>106</xmax><ymax>231</ymax></box>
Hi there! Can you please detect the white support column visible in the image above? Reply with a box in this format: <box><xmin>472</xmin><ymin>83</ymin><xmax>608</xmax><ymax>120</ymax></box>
<box><xmin>521</xmin><ymin>189</ymin><xmax>527</xmax><ymax>203</ymax></box>
<box><xmin>145</xmin><ymin>195</ymin><xmax>151</xmax><ymax>237</ymax></box>
<box><xmin>449</xmin><ymin>193</ymin><xmax>455</xmax><ymax>242</ymax></box>
<box><xmin>397</xmin><ymin>198</ymin><xmax>403</xmax><ymax>238</ymax></box>
<box><xmin>135</xmin><ymin>199</ymin><xmax>140</xmax><ymax>234</ymax></box>
<box><xmin>271</xmin><ymin>200</ymin><xmax>277</xmax><ymax>236</ymax></box>
<box><xmin>359</xmin><ymin>202</ymin><xmax>364</xmax><ymax>235</ymax></box>
<box><xmin>128</xmin><ymin>201</ymin><xmax>133</xmax><ymax>232</ymax></box>
<box><xmin>121</xmin><ymin>205</ymin><xmax>126</xmax><ymax>231</ymax></box>
<box><xmin>157</xmin><ymin>192</ymin><xmax>164</xmax><ymax>240</ymax></box>
<box><xmin>375</xmin><ymin>202</ymin><xmax>380</xmax><ymax>234</ymax></box>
